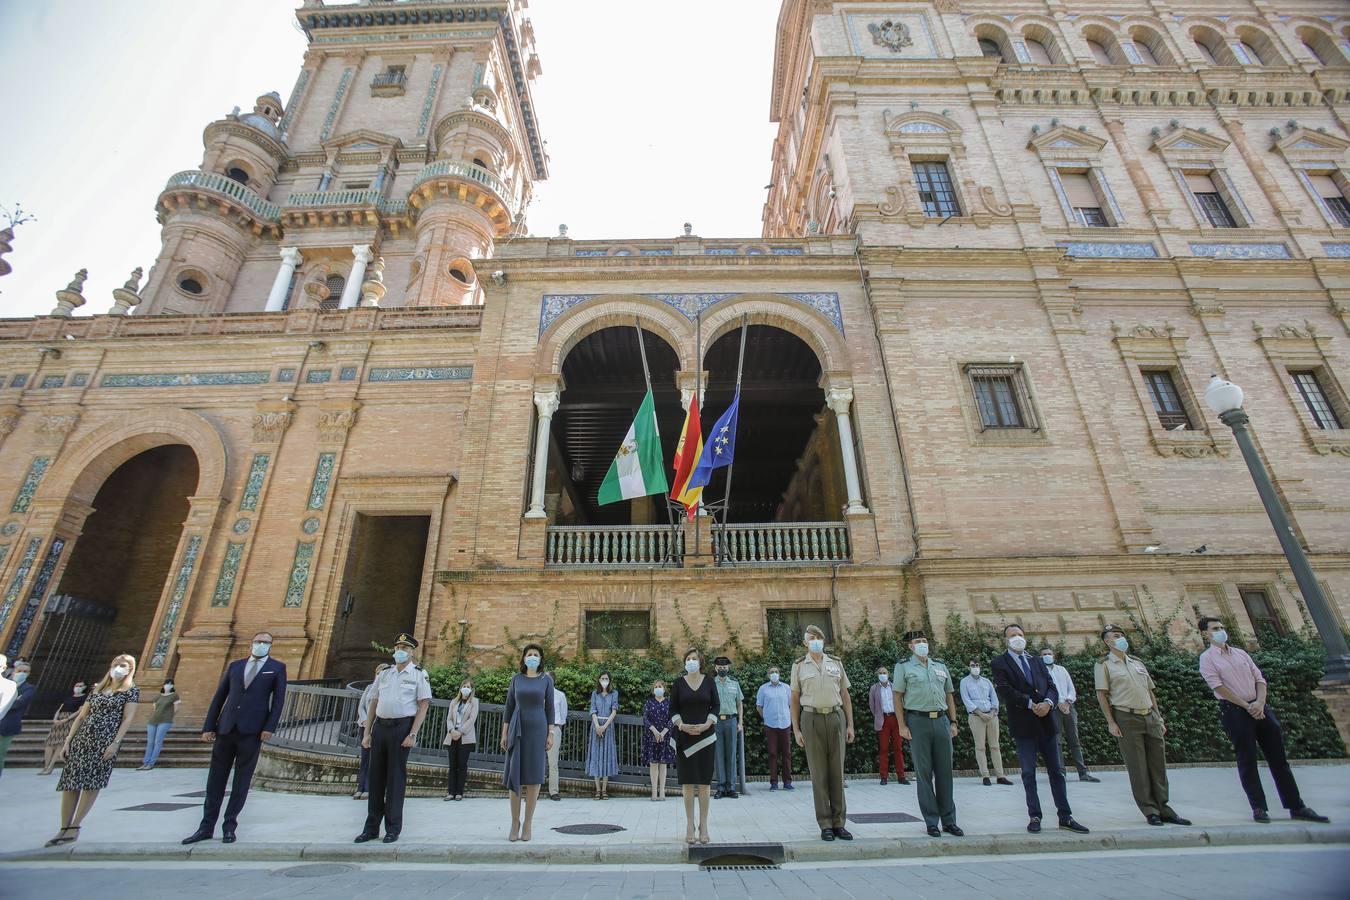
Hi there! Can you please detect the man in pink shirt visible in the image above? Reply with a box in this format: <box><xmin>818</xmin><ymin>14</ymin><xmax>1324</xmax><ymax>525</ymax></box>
<box><xmin>1197</xmin><ymin>617</ymin><xmax>1329</xmax><ymax>825</ymax></box>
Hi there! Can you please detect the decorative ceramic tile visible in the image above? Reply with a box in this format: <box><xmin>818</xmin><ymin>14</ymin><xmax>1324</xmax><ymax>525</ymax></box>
<box><xmin>416</xmin><ymin>63</ymin><xmax>444</xmax><ymax>138</ymax></box>
<box><xmin>1323</xmin><ymin>243</ymin><xmax>1350</xmax><ymax>258</ymax></box>
<box><xmin>339</xmin><ymin>366</ymin><xmax>358</xmax><ymax>381</ymax></box>
<box><xmin>302</xmin><ymin>516</ymin><xmax>322</xmax><ymax>535</ymax></box>
<box><xmin>11</xmin><ymin>457</ymin><xmax>51</xmax><ymax>513</ymax></box>
<box><xmin>232</xmin><ymin>517</ymin><xmax>252</xmax><ymax>535</ymax></box>
<box><xmin>575</xmin><ymin>250</ymin><xmax>608</xmax><ymax>257</ymax></box>
<box><xmin>0</xmin><ymin>537</ymin><xmax>38</xmax><ymax>632</ymax></box>
<box><xmin>367</xmin><ymin>366</ymin><xmax>473</xmax><ymax>382</ymax></box>
<box><xmin>71</xmin><ymin>373</ymin><xmax>88</xmax><ymax>387</ymax></box>
<box><xmin>640</xmin><ymin>249</ymin><xmax>673</xmax><ymax>256</ymax></box>
<box><xmin>1189</xmin><ymin>243</ymin><xmax>1291</xmax><ymax>260</ymax></box>
<box><xmin>239</xmin><ymin>453</ymin><xmax>270</xmax><ymax>512</ymax></box>
<box><xmin>278</xmin><ymin>68</ymin><xmax>310</xmax><ymax>135</ymax></box>
<box><xmin>1058</xmin><ymin>242</ymin><xmax>1160</xmax><ymax>259</ymax></box>
<box><xmin>703</xmin><ymin>248</ymin><xmax>737</xmax><ymax>255</ymax></box>
<box><xmin>306</xmin><ymin>369</ymin><xmax>332</xmax><ymax>383</ymax></box>
<box><xmin>210</xmin><ymin>542</ymin><xmax>246</xmax><ymax>608</ymax></box>
<box><xmin>40</xmin><ymin>375</ymin><xmax>65</xmax><ymax>389</ymax></box>
<box><xmin>307</xmin><ymin>453</ymin><xmax>337</xmax><ymax>509</ymax></box>
<box><xmin>278</xmin><ymin>368</ymin><xmax>297</xmax><ymax>383</ymax></box>
<box><xmin>100</xmin><ymin>372</ymin><xmax>270</xmax><ymax>387</ymax></box>
<box><xmin>771</xmin><ymin>248</ymin><xmax>805</xmax><ymax>255</ymax></box>
<box><xmin>784</xmin><ymin>293</ymin><xmax>846</xmax><ymax>334</ymax></box>
<box><xmin>320</xmin><ymin>67</ymin><xmax>352</xmax><ymax>142</ymax></box>
<box><xmin>5</xmin><ymin>536</ymin><xmax>65</xmax><ymax>656</ymax></box>
<box><xmin>283</xmin><ymin>541</ymin><xmax>316</xmax><ymax>608</ymax></box>
<box><xmin>149</xmin><ymin>535</ymin><xmax>202</xmax><ymax>667</ymax></box>
<box><xmin>0</xmin><ymin>544</ymin><xmax>8</xmax><ymax>571</ymax></box>
<box><xmin>538</xmin><ymin>292</ymin><xmax>846</xmax><ymax>336</ymax></box>
<box><xmin>1</xmin><ymin>521</ymin><xmax>18</xmax><ymax>536</ymax></box>
<box><xmin>10</xmin><ymin>374</ymin><xmax>27</xmax><ymax>388</ymax></box>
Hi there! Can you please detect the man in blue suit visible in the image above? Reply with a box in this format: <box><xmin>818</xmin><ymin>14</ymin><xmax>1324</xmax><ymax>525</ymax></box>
<box><xmin>183</xmin><ymin>631</ymin><xmax>287</xmax><ymax>844</ymax></box>
<box><xmin>991</xmin><ymin>624</ymin><xmax>1089</xmax><ymax>835</ymax></box>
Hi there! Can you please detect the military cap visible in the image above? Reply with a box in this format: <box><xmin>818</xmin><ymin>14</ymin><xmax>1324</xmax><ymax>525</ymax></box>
<box><xmin>1100</xmin><ymin>624</ymin><xmax>1125</xmax><ymax>640</ymax></box>
<box><xmin>393</xmin><ymin>632</ymin><xmax>418</xmax><ymax>648</ymax></box>
<box><xmin>712</xmin><ymin>656</ymin><xmax>731</xmax><ymax>666</ymax></box>
<box><xmin>902</xmin><ymin>629</ymin><xmax>927</xmax><ymax>643</ymax></box>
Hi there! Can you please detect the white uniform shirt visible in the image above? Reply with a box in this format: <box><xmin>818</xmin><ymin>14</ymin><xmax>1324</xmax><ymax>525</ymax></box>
<box><xmin>372</xmin><ymin>663</ymin><xmax>432</xmax><ymax>719</ymax></box>
<box><xmin>1046</xmin><ymin>663</ymin><xmax>1077</xmax><ymax>705</ymax></box>
<box><xmin>552</xmin><ymin>688</ymin><xmax>568</xmax><ymax>726</ymax></box>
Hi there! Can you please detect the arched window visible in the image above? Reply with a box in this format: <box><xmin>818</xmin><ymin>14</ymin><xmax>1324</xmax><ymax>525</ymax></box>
<box><xmin>1296</xmin><ymin>27</ymin><xmax>1343</xmax><ymax>65</ymax></box>
<box><xmin>321</xmin><ymin>274</ymin><xmax>346</xmax><ymax>309</ymax></box>
<box><xmin>978</xmin><ymin>37</ymin><xmax>1006</xmax><ymax>62</ymax></box>
<box><xmin>1025</xmin><ymin>39</ymin><xmax>1053</xmax><ymax>65</ymax></box>
<box><xmin>1086</xmin><ymin>40</ymin><xmax>1113</xmax><ymax>65</ymax></box>
<box><xmin>1301</xmin><ymin>38</ymin><xmax>1326</xmax><ymax>64</ymax></box>
<box><xmin>1194</xmin><ymin>38</ymin><xmax>1218</xmax><ymax>64</ymax></box>
<box><xmin>225</xmin><ymin>166</ymin><xmax>250</xmax><ymax>185</ymax></box>
<box><xmin>1128</xmin><ymin>27</ymin><xmax>1173</xmax><ymax>65</ymax></box>
<box><xmin>1237</xmin><ymin>40</ymin><xmax>1264</xmax><ymax>65</ymax></box>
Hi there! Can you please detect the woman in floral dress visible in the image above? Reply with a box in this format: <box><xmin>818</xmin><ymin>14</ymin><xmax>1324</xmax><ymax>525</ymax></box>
<box><xmin>585</xmin><ymin>671</ymin><xmax>619</xmax><ymax>798</ymax></box>
<box><xmin>48</xmin><ymin>654</ymin><xmax>140</xmax><ymax>846</ymax></box>
<box><xmin>641</xmin><ymin>679</ymin><xmax>676</xmax><ymax>800</ymax></box>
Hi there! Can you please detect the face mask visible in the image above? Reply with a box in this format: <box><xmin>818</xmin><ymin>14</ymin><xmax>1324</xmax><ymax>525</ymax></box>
<box><xmin>1041</xmin><ymin>655</ymin><xmax>1054</xmax><ymax>666</ymax></box>
<box><xmin>969</xmin><ymin>667</ymin><xmax>980</xmax><ymax>677</ymax></box>
<box><xmin>716</xmin><ymin>668</ymin><xmax>729</xmax><ymax>677</ymax></box>
<box><xmin>524</xmin><ymin>655</ymin><xmax>541</xmax><ymax>670</ymax></box>
<box><xmin>392</xmin><ymin>649</ymin><xmax>410</xmax><ymax>665</ymax></box>
<box><xmin>654</xmin><ymin>687</ymin><xmax>664</xmax><ymax>698</ymax></box>
<box><xmin>769</xmin><ymin>672</ymin><xmax>780</xmax><ymax>683</ymax></box>
<box><xmin>913</xmin><ymin>642</ymin><xmax>929</xmax><ymax>658</ymax></box>
<box><xmin>878</xmin><ymin>672</ymin><xmax>888</xmax><ymax>683</ymax></box>
<box><xmin>111</xmin><ymin>665</ymin><xmax>130</xmax><ymax>680</ymax></box>
<box><xmin>1210</xmin><ymin>630</ymin><xmax>1228</xmax><ymax>645</ymax></box>
<box><xmin>14</xmin><ymin>671</ymin><xmax>28</xmax><ymax>685</ymax></box>
<box><xmin>1008</xmin><ymin>635</ymin><xmax>1027</xmax><ymax>652</ymax></box>
<box><xmin>73</xmin><ymin>686</ymin><xmax>86</xmax><ymax>695</ymax></box>
<box><xmin>808</xmin><ymin>639</ymin><xmax>824</xmax><ymax>653</ymax></box>
<box><xmin>251</xmin><ymin>642</ymin><xmax>271</xmax><ymax>658</ymax></box>
<box><xmin>460</xmin><ymin>687</ymin><xmax>472</xmax><ymax>698</ymax></box>
<box><xmin>1113</xmin><ymin>637</ymin><xmax>1129</xmax><ymax>653</ymax></box>
<box><xmin>685</xmin><ymin>659</ymin><xmax>699</xmax><ymax>673</ymax></box>
<box><xmin>163</xmin><ymin>684</ymin><xmax>174</xmax><ymax>693</ymax></box>
<box><xmin>600</xmin><ymin>678</ymin><xmax>610</xmax><ymax>688</ymax></box>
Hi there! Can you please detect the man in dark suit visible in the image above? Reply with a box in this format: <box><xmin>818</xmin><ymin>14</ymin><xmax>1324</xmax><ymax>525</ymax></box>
<box><xmin>991</xmin><ymin>624</ymin><xmax>1089</xmax><ymax>835</ymax></box>
<box><xmin>0</xmin><ymin>659</ymin><xmax>36</xmax><ymax>778</ymax></box>
<box><xmin>183</xmin><ymin>631</ymin><xmax>287</xmax><ymax>844</ymax></box>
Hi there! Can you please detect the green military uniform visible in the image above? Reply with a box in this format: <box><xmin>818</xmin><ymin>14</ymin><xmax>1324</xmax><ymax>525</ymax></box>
<box><xmin>791</xmin><ymin>653</ymin><xmax>851</xmax><ymax>830</ymax></box>
<box><xmin>1095</xmin><ymin>652</ymin><xmax>1176</xmax><ymax>819</ymax></box>
<box><xmin>893</xmin><ymin>655</ymin><xmax>957</xmax><ymax>829</ymax></box>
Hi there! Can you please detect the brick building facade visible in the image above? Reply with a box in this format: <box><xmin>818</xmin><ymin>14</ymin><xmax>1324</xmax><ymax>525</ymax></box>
<box><xmin>1</xmin><ymin>0</ymin><xmax>1348</xmax><ymax>713</ymax></box>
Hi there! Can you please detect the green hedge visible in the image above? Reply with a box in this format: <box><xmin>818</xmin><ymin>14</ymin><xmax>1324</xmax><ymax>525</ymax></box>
<box><xmin>422</xmin><ymin>613</ymin><xmax>1345</xmax><ymax>775</ymax></box>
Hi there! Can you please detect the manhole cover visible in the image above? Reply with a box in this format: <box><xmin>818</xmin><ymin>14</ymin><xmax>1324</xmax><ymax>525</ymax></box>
<box><xmin>847</xmin><ymin>812</ymin><xmax>922</xmax><ymax>824</ymax></box>
<box><xmin>278</xmin><ymin>864</ymin><xmax>357</xmax><ymax>878</ymax></box>
<box><xmin>552</xmin><ymin>823</ymin><xmax>626</xmax><ymax>835</ymax></box>
<box><xmin>116</xmin><ymin>803</ymin><xmax>200</xmax><ymax>812</ymax></box>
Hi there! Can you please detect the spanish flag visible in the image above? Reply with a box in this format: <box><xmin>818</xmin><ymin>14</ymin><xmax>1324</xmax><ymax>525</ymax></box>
<box><xmin>669</xmin><ymin>401</ymin><xmax>703</xmax><ymax>518</ymax></box>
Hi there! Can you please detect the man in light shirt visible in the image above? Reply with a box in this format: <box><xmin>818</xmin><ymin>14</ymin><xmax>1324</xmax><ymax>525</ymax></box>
<box><xmin>1197</xmin><ymin>617</ymin><xmax>1329</xmax><ymax>825</ymax></box>
<box><xmin>958</xmin><ymin>660</ymin><xmax>1012</xmax><ymax>786</ymax></box>
<box><xmin>868</xmin><ymin>666</ymin><xmax>908</xmax><ymax>785</ymax></box>
<box><xmin>755</xmin><ymin>665</ymin><xmax>794</xmax><ymax>791</ymax></box>
<box><xmin>547</xmin><ymin>676</ymin><xmax>568</xmax><ymax>801</ymax></box>
<box><xmin>1038</xmin><ymin>647</ymin><xmax>1099</xmax><ymax>783</ymax></box>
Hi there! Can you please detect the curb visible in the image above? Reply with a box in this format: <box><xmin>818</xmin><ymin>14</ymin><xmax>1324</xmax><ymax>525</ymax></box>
<box><xmin>3</xmin><ymin>824</ymin><xmax>1345</xmax><ymax>866</ymax></box>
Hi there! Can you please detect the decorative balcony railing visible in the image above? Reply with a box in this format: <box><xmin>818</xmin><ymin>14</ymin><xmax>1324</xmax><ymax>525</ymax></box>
<box><xmin>712</xmin><ymin>522</ymin><xmax>850</xmax><ymax>565</ymax></box>
<box><xmin>371</xmin><ymin>71</ymin><xmax>406</xmax><ymax>88</ymax></box>
<box><xmin>411</xmin><ymin>159</ymin><xmax>516</xmax><ymax>215</ymax></box>
<box><xmin>162</xmin><ymin>170</ymin><xmax>280</xmax><ymax>220</ymax></box>
<box><xmin>285</xmin><ymin>189</ymin><xmax>384</xmax><ymax>208</ymax></box>
<box><xmin>545</xmin><ymin>525</ymin><xmax>683</xmax><ymax>568</ymax></box>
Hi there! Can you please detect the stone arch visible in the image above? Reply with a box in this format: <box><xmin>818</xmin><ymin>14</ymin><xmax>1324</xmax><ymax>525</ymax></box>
<box><xmin>698</xmin><ymin>294</ymin><xmax>849</xmax><ymax>374</ymax></box>
<box><xmin>536</xmin><ymin>294</ymin><xmax>693</xmax><ymax>375</ymax></box>
<box><xmin>39</xmin><ymin>407</ymin><xmax>228</xmax><ymax>511</ymax></box>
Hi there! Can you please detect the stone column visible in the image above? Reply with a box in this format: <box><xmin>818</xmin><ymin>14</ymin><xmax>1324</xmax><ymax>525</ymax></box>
<box><xmin>339</xmin><ymin>245</ymin><xmax>373</xmax><ymax>309</ymax></box>
<box><xmin>825</xmin><ymin>386</ymin><xmax>868</xmax><ymax>515</ymax></box>
<box><xmin>524</xmin><ymin>389</ymin><xmax>560</xmax><ymax>519</ymax></box>
<box><xmin>265</xmin><ymin>247</ymin><xmax>304</xmax><ymax>312</ymax></box>
<box><xmin>360</xmin><ymin>257</ymin><xmax>386</xmax><ymax>307</ymax></box>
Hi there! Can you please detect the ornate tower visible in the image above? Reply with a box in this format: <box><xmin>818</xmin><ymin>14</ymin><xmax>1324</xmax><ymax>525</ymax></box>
<box><xmin>142</xmin><ymin>0</ymin><xmax>546</xmax><ymax>315</ymax></box>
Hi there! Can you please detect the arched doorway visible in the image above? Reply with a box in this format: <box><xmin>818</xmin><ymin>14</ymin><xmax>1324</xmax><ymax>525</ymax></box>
<box><xmin>26</xmin><ymin>445</ymin><xmax>198</xmax><ymax>714</ymax></box>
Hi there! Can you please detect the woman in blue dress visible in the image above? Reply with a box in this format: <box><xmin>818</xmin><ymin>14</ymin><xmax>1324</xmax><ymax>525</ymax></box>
<box><xmin>641</xmin><ymin>679</ymin><xmax>676</xmax><ymax>800</ymax></box>
<box><xmin>499</xmin><ymin>644</ymin><xmax>554</xmax><ymax>842</ymax></box>
<box><xmin>585</xmin><ymin>671</ymin><xmax>619</xmax><ymax>799</ymax></box>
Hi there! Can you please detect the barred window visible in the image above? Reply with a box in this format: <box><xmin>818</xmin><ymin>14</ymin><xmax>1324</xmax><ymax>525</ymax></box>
<box><xmin>1307</xmin><ymin>173</ymin><xmax>1350</xmax><ymax>227</ymax></box>
<box><xmin>321</xmin><ymin>274</ymin><xmax>346</xmax><ymax>310</ymax></box>
<box><xmin>966</xmin><ymin>364</ymin><xmax>1038</xmax><ymax>430</ymax></box>
<box><xmin>584</xmin><ymin>610</ymin><xmax>651</xmax><ymax>650</ymax></box>
<box><xmin>1239</xmin><ymin>588</ymin><xmax>1285</xmax><ymax>636</ymax></box>
<box><xmin>1290</xmin><ymin>370</ymin><xmax>1343</xmax><ymax>430</ymax></box>
<box><xmin>1186</xmin><ymin>172</ymin><xmax>1238</xmax><ymax>227</ymax></box>
<box><xmin>767</xmin><ymin>609</ymin><xmax>834</xmax><ymax>645</ymax></box>
<box><xmin>1142</xmin><ymin>370</ymin><xmax>1193</xmax><ymax>430</ymax></box>
<box><xmin>913</xmin><ymin>161</ymin><xmax>961</xmax><ymax>218</ymax></box>
<box><xmin>1061</xmin><ymin>172</ymin><xmax>1110</xmax><ymax>227</ymax></box>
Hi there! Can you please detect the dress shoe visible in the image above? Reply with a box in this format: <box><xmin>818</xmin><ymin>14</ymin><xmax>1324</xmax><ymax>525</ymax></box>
<box><xmin>725</xmin><ymin>790</ymin><xmax>738</xmax><ymax>799</ymax></box>
<box><xmin>783</xmin><ymin>784</ymin><xmax>796</xmax><ymax>791</ymax></box>
<box><xmin>549</xmin><ymin>793</ymin><xmax>561</xmax><ymax>801</ymax></box>
<box><xmin>769</xmin><ymin>784</ymin><xmax>779</xmax><ymax>791</ymax></box>
<box><xmin>880</xmin><ymin>776</ymin><xmax>888</xmax><ymax>785</ymax></box>
<box><xmin>1253</xmin><ymin>809</ymin><xmax>1271</xmax><ymax>823</ymax></box>
<box><xmin>1059</xmin><ymin>818</ymin><xmax>1090</xmax><ymax>834</ymax></box>
<box><xmin>926</xmin><ymin>825</ymin><xmax>941</xmax><ymax>837</ymax></box>
<box><xmin>382</xmin><ymin>833</ymin><xmax>399</xmax><ymax>843</ymax></box>
<box><xmin>996</xmin><ymin>777</ymin><xmax>1015</xmax><ymax>786</ymax></box>
<box><xmin>942</xmin><ymin>824</ymin><xmax>964</xmax><ymax>836</ymax></box>
<box><xmin>1291</xmin><ymin>807</ymin><xmax>1330</xmax><ymax>823</ymax></box>
<box><xmin>1079</xmin><ymin>773</ymin><xmax>1101</xmax><ymax>783</ymax></box>
<box><xmin>222</xmin><ymin>831</ymin><xmax>236</xmax><ymax>844</ymax></box>
<box><xmin>1145</xmin><ymin>814</ymin><xmax>1164</xmax><ymax>826</ymax></box>
<box><xmin>896</xmin><ymin>777</ymin><xmax>910</xmax><ymax>785</ymax></box>
<box><xmin>353</xmin><ymin>832</ymin><xmax>378</xmax><ymax>843</ymax></box>
<box><xmin>820</xmin><ymin>828</ymin><xmax>835</xmax><ymax>841</ymax></box>
<box><xmin>1160</xmin><ymin>814</ymin><xmax>1192</xmax><ymax>826</ymax></box>
<box><xmin>982</xmin><ymin>777</ymin><xmax>991</xmax><ymax>786</ymax></box>
<box><xmin>181</xmin><ymin>829</ymin><xmax>213</xmax><ymax>845</ymax></box>
<box><xmin>713</xmin><ymin>790</ymin><xmax>725</xmax><ymax>800</ymax></box>
<box><xmin>1027</xmin><ymin>817</ymin><xmax>1042</xmax><ymax>834</ymax></box>
<box><xmin>833</xmin><ymin>827</ymin><xmax>854</xmax><ymax>841</ymax></box>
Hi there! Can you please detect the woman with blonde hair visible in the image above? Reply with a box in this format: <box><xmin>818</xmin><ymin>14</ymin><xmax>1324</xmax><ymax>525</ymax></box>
<box><xmin>47</xmin><ymin>653</ymin><xmax>140</xmax><ymax>846</ymax></box>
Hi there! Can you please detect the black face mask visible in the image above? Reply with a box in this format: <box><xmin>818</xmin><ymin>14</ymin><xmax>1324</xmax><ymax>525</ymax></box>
<box><xmin>716</xmin><ymin>668</ymin><xmax>730</xmax><ymax>676</ymax></box>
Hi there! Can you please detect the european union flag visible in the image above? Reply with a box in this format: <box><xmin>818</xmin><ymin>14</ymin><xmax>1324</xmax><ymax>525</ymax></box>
<box><xmin>686</xmin><ymin>390</ymin><xmax>739</xmax><ymax>492</ymax></box>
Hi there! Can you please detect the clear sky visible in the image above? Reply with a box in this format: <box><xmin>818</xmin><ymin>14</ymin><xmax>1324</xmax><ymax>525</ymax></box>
<box><xmin>0</xmin><ymin>0</ymin><xmax>781</xmax><ymax>317</ymax></box>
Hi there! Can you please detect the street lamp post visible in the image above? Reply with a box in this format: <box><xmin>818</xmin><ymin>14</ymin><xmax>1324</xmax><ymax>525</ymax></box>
<box><xmin>1203</xmin><ymin>375</ymin><xmax>1350</xmax><ymax>684</ymax></box>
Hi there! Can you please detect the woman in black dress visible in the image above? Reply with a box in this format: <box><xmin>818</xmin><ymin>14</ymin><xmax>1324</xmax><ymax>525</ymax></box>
<box><xmin>41</xmin><ymin>679</ymin><xmax>88</xmax><ymax>775</ymax></box>
<box><xmin>670</xmin><ymin>647</ymin><xmax>717</xmax><ymax>844</ymax></box>
<box><xmin>499</xmin><ymin>644</ymin><xmax>554</xmax><ymax>842</ymax></box>
<box><xmin>48</xmin><ymin>654</ymin><xmax>140</xmax><ymax>847</ymax></box>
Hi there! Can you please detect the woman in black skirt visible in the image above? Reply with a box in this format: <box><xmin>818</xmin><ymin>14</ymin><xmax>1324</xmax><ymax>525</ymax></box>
<box><xmin>670</xmin><ymin>647</ymin><xmax>717</xmax><ymax>844</ymax></box>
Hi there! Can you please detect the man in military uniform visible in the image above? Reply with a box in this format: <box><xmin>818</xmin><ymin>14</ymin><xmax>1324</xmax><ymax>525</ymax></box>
<box><xmin>790</xmin><ymin>624</ymin><xmax>856</xmax><ymax>841</ymax></box>
<box><xmin>893</xmin><ymin>629</ymin><xmax>963</xmax><ymax>837</ymax></box>
<box><xmin>712</xmin><ymin>655</ymin><xmax>744</xmax><ymax>798</ymax></box>
<box><xmin>355</xmin><ymin>633</ymin><xmax>432</xmax><ymax>843</ymax></box>
<box><xmin>1094</xmin><ymin>624</ymin><xmax>1191</xmax><ymax>827</ymax></box>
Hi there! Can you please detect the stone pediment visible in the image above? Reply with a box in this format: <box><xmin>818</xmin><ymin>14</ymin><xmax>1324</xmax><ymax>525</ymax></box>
<box><xmin>1151</xmin><ymin>127</ymin><xmax>1230</xmax><ymax>156</ymax></box>
<box><xmin>1027</xmin><ymin>125</ymin><xmax>1108</xmax><ymax>157</ymax></box>
<box><xmin>322</xmin><ymin>129</ymin><xmax>403</xmax><ymax>152</ymax></box>
<box><xmin>1273</xmin><ymin>127</ymin><xmax>1350</xmax><ymax>164</ymax></box>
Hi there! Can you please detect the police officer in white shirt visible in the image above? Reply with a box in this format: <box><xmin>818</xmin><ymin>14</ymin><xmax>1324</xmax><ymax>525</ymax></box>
<box><xmin>548</xmin><ymin>675</ymin><xmax>568</xmax><ymax>801</ymax></box>
<box><xmin>356</xmin><ymin>634</ymin><xmax>431</xmax><ymax>843</ymax></box>
<box><xmin>1038</xmin><ymin>646</ymin><xmax>1099</xmax><ymax>783</ymax></box>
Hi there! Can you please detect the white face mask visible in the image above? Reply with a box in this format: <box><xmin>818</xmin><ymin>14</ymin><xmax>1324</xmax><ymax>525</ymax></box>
<box><xmin>807</xmin><ymin>639</ymin><xmax>824</xmax><ymax>653</ymax></box>
<box><xmin>460</xmin><ymin>687</ymin><xmax>472</xmax><ymax>698</ymax></box>
<box><xmin>654</xmin><ymin>687</ymin><xmax>664</xmax><ymax>698</ymax></box>
<box><xmin>1008</xmin><ymin>635</ymin><xmax>1027</xmax><ymax>652</ymax></box>
<box><xmin>685</xmin><ymin>659</ymin><xmax>700</xmax><ymax>673</ymax></box>
<box><xmin>913</xmin><ymin>642</ymin><xmax>929</xmax><ymax>658</ymax></box>
<box><xmin>163</xmin><ymin>684</ymin><xmax>174</xmax><ymax>693</ymax></box>
<box><xmin>1041</xmin><ymin>655</ymin><xmax>1054</xmax><ymax>666</ymax></box>
<box><xmin>251</xmin><ymin>641</ymin><xmax>271</xmax><ymax>658</ymax></box>
<box><xmin>1113</xmin><ymin>637</ymin><xmax>1129</xmax><ymax>653</ymax></box>
<box><xmin>13</xmin><ymin>671</ymin><xmax>28</xmax><ymax>685</ymax></box>
<box><xmin>600</xmin><ymin>678</ymin><xmax>610</xmax><ymax>689</ymax></box>
<box><xmin>878</xmin><ymin>672</ymin><xmax>888</xmax><ymax>683</ymax></box>
<box><xmin>110</xmin><ymin>665</ymin><xmax>130</xmax><ymax>680</ymax></box>
<box><xmin>1210</xmin><ymin>629</ymin><xmax>1228</xmax><ymax>645</ymax></box>
<box><xmin>524</xmin><ymin>655</ymin><xmax>541</xmax><ymax>670</ymax></box>
<box><xmin>768</xmin><ymin>672</ymin><xmax>780</xmax><ymax>683</ymax></box>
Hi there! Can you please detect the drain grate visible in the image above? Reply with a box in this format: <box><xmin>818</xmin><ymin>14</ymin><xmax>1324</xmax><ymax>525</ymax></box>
<box><xmin>848</xmin><ymin>812</ymin><xmax>922</xmax><ymax>824</ymax></box>
<box><xmin>277</xmin><ymin>864</ymin><xmax>357</xmax><ymax>878</ymax></box>
<box><xmin>702</xmin><ymin>863</ymin><xmax>781</xmax><ymax>871</ymax></box>
<box><xmin>116</xmin><ymin>802</ymin><xmax>200</xmax><ymax>812</ymax></box>
<box><xmin>552</xmin><ymin>823</ymin><xmax>626</xmax><ymax>835</ymax></box>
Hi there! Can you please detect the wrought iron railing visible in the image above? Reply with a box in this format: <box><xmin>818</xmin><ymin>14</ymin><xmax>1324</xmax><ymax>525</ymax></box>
<box><xmin>285</xmin><ymin>188</ymin><xmax>384</xmax><ymax>208</ymax></box>
<box><xmin>162</xmin><ymin>170</ymin><xmax>280</xmax><ymax>220</ymax></box>
<box><xmin>545</xmin><ymin>525</ymin><xmax>683</xmax><ymax>568</ymax></box>
<box><xmin>712</xmin><ymin>522</ymin><xmax>850</xmax><ymax>565</ymax></box>
<box><xmin>411</xmin><ymin>159</ymin><xmax>515</xmax><ymax>215</ymax></box>
<box><xmin>371</xmin><ymin>71</ymin><xmax>406</xmax><ymax>88</ymax></box>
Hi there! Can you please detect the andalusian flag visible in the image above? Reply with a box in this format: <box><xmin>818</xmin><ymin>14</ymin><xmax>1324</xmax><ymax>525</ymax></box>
<box><xmin>669</xmin><ymin>401</ymin><xmax>704</xmax><ymax>518</ymax></box>
<box><xmin>597</xmin><ymin>389</ymin><xmax>668</xmax><ymax>505</ymax></box>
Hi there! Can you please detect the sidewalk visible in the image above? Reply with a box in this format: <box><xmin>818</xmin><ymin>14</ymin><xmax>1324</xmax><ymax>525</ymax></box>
<box><xmin>2</xmin><ymin>763</ymin><xmax>1346</xmax><ymax>865</ymax></box>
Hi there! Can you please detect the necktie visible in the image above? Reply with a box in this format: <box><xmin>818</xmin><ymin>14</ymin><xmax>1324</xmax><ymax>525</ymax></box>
<box><xmin>245</xmin><ymin>658</ymin><xmax>259</xmax><ymax>689</ymax></box>
<box><xmin>1018</xmin><ymin>654</ymin><xmax>1032</xmax><ymax>685</ymax></box>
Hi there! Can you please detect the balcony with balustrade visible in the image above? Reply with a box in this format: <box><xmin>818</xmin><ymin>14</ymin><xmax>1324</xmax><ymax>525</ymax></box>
<box><xmin>158</xmin><ymin>170</ymin><xmax>281</xmax><ymax>237</ymax></box>
<box><xmin>408</xmin><ymin>159</ymin><xmax>517</xmax><ymax>236</ymax></box>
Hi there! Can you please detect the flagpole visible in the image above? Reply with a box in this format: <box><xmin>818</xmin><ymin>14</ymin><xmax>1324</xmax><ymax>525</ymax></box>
<box><xmin>634</xmin><ymin>315</ymin><xmax>653</xmax><ymax>393</ymax></box>
<box><xmin>693</xmin><ymin>310</ymin><xmax>702</xmax><ymax>552</ymax></box>
<box><xmin>718</xmin><ymin>315</ymin><xmax>748</xmax><ymax>561</ymax></box>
